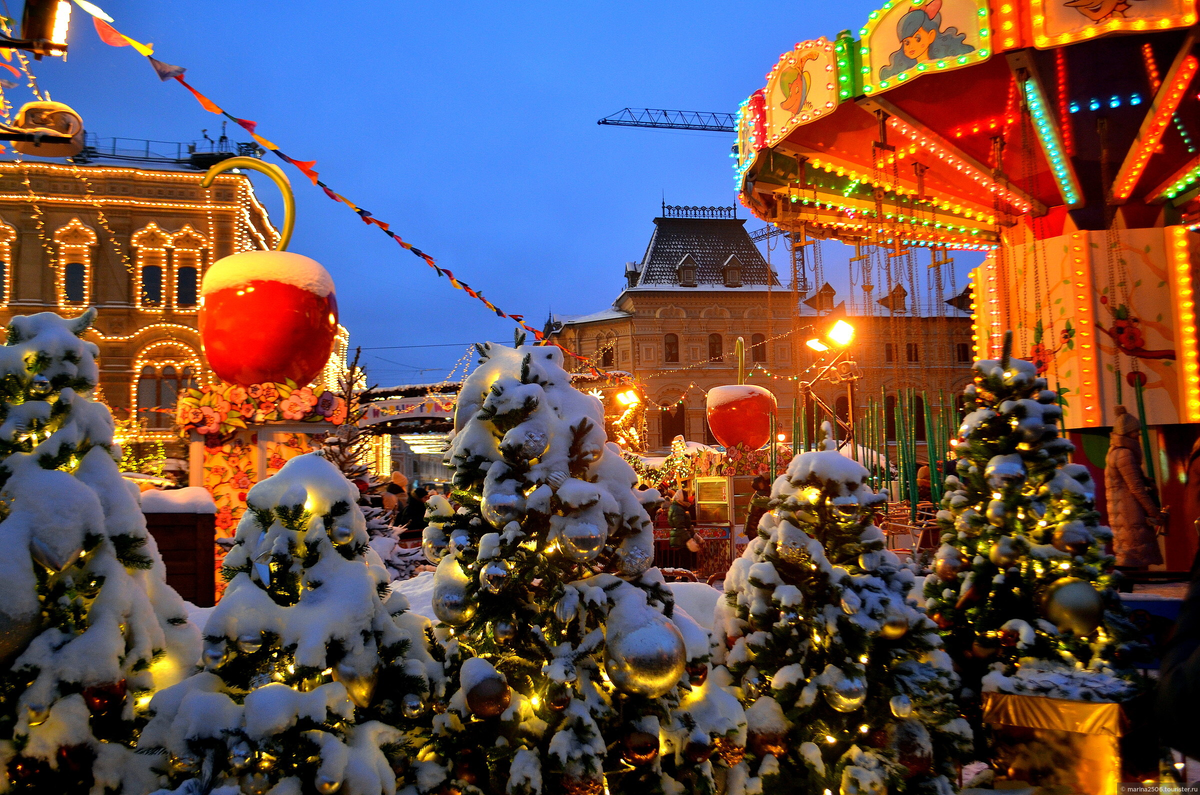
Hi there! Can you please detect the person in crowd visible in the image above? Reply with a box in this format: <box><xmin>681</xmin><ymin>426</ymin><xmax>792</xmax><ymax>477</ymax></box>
<box><xmin>400</xmin><ymin>486</ymin><xmax>431</xmax><ymax>541</ymax></box>
<box><xmin>745</xmin><ymin>475</ymin><xmax>772</xmax><ymax>535</ymax></box>
<box><xmin>382</xmin><ymin>471</ymin><xmax>409</xmax><ymax>520</ymax></box>
<box><xmin>916</xmin><ymin>465</ymin><xmax>932</xmax><ymax>503</ymax></box>
<box><xmin>668</xmin><ymin>487</ymin><xmax>696</xmax><ymax>569</ymax></box>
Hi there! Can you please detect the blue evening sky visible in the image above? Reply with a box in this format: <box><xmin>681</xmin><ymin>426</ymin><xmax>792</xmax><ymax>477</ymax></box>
<box><xmin>21</xmin><ymin>0</ymin><xmax>981</xmax><ymax>384</ymax></box>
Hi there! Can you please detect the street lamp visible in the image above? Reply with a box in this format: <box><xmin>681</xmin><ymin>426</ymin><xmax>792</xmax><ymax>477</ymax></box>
<box><xmin>801</xmin><ymin>319</ymin><xmax>861</xmax><ymax>458</ymax></box>
<box><xmin>615</xmin><ymin>389</ymin><xmax>640</xmax><ymax>406</ymax></box>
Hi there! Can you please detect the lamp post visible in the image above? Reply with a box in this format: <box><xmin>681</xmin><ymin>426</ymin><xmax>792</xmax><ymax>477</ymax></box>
<box><xmin>804</xmin><ymin>320</ymin><xmax>860</xmax><ymax>459</ymax></box>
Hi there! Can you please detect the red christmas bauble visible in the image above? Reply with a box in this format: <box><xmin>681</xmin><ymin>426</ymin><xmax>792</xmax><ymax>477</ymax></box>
<box><xmin>706</xmin><ymin>385</ymin><xmax>777</xmax><ymax>450</ymax></box>
<box><xmin>82</xmin><ymin>679</ymin><xmax>127</xmax><ymax>720</ymax></box>
<box><xmin>199</xmin><ymin>251</ymin><xmax>339</xmax><ymax>387</ymax></box>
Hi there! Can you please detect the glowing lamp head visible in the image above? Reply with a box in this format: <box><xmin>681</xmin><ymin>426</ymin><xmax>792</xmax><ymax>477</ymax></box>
<box><xmin>616</xmin><ymin>389</ymin><xmax>641</xmax><ymax>406</ymax></box>
<box><xmin>807</xmin><ymin>338</ymin><xmax>830</xmax><ymax>352</ymax></box>
<box><xmin>829</xmin><ymin>320</ymin><xmax>855</xmax><ymax>346</ymax></box>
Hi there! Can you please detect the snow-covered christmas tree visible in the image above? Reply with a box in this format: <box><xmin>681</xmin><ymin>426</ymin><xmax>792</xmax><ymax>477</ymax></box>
<box><xmin>715</xmin><ymin>432</ymin><xmax>970</xmax><ymax>795</ymax></box>
<box><xmin>0</xmin><ymin>309</ymin><xmax>201</xmax><ymax>794</ymax></box>
<box><xmin>139</xmin><ymin>453</ymin><xmax>440</xmax><ymax>794</ymax></box>
<box><xmin>421</xmin><ymin>339</ymin><xmax>744</xmax><ymax>795</ymax></box>
<box><xmin>925</xmin><ymin>339</ymin><xmax>1140</xmax><ymax>700</ymax></box>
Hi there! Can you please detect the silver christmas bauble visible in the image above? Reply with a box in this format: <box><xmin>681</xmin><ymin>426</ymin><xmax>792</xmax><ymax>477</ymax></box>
<box><xmin>603</xmin><ymin>616</ymin><xmax>686</xmax><ymax>698</ymax></box>
<box><xmin>332</xmin><ymin>662</ymin><xmax>378</xmax><ymax>708</ymax></box>
<box><xmin>228</xmin><ymin>742</ymin><xmax>253</xmax><ymax>774</ymax></box>
<box><xmin>890</xmin><ymin>694</ymin><xmax>913</xmax><ymax>718</ymax></box>
<box><xmin>432</xmin><ymin>566</ymin><xmax>477</xmax><ymax>627</ymax></box>
<box><xmin>560</xmin><ymin>521</ymin><xmax>606</xmax><ymax>562</ymax></box>
<box><xmin>449</xmin><ymin>528</ymin><xmax>471</xmax><ymax>549</ymax></box>
<box><xmin>242</xmin><ymin>772</ymin><xmax>271</xmax><ymax>795</ymax></box>
<box><xmin>986</xmin><ymin>500</ymin><xmax>1007</xmax><ymax>526</ymax></box>
<box><xmin>401</xmin><ymin>692</ymin><xmax>425</xmax><ymax>719</ymax></box>
<box><xmin>1043</xmin><ymin>577</ymin><xmax>1104</xmax><ymax>636</ymax></box>
<box><xmin>422</xmin><ymin>534</ymin><xmax>450</xmax><ymax>565</ymax></box>
<box><xmin>491</xmin><ymin>619</ymin><xmax>517</xmax><ymax>645</ymax></box>
<box><xmin>0</xmin><ymin>609</ymin><xmax>40</xmax><ymax>667</ymax></box>
<box><xmin>30</xmin><ymin>537</ymin><xmax>81</xmax><ymax>573</ymax></box>
<box><xmin>479</xmin><ymin>560</ymin><xmax>511</xmax><ymax>594</ymax></box>
<box><xmin>741</xmin><ymin>669</ymin><xmax>764</xmax><ymax>701</ymax></box>
<box><xmin>316</xmin><ymin>776</ymin><xmax>342</xmax><ymax>794</ymax></box>
<box><xmin>202</xmin><ymin>642</ymin><xmax>228</xmax><ymax>668</ymax></box>
<box><xmin>481</xmin><ymin>491</ymin><xmax>524</xmax><ymax>527</ymax></box>
<box><xmin>824</xmin><ymin>676</ymin><xmax>867</xmax><ymax>712</ymax></box>
<box><xmin>616</xmin><ymin>544</ymin><xmax>653</xmax><ymax>578</ymax></box>
<box><xmin>880</xmin><ymin>607</ymin><xmax>910</xmax><ymax>640</ymax></box>
<box><xmin>29</xmin><ymin>375</ymin><xmax>50</xmax><ymax>398</ymax></box>
<box><xmin>237</xmin><ymin>633</ymin><xmax>263</xmax><ymax>654</ymax></box>
<box><xmin>330</xmin><ymin>525</ymin><xmax>354</xmax><ymax>546</ymax></box>
<box><xmin>169</xmin><ymin>754</ymin><xmax>200</xmax><ymax>774</ymax></box>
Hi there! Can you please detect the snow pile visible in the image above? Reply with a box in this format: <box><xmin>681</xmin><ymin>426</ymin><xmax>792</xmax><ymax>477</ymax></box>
<box><xmin>0</xmin><ymin>309</ymin><xmax>201</xmax><ymax>791</ymax></box>
<box><xmin>200</xmin><ymin>250</ymin><xmax>336</xmax><ymax>298</ymax></box>
<box><xmin>140</xmin><ymin>486</ymin><xmax>217</xmax><ymax>514</ymax></box>
<box><xmin>981</xmin><ymin>661</ymin><xmax>1135</xmax><ymax>702</ymax></box>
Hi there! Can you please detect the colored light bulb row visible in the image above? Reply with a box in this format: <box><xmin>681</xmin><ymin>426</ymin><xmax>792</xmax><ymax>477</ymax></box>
<box><xmin>1113</xmin><ymin>55</ymin><xmax>1199</xmax><ymax>201</ymax></box>
<box><xmin>950</xmin><ymin>114</ymin><xmax>1019</xmax><ymax>139</ymax></box>
<box><xmin>1068</xmin><ymin>93</ymin><xmax>1143</xmax><ymax>113</ymax></box>
<box><xmin>1159</xmin><ymin>159</ymin><xmax>1200</xmax><ymax>200</ymax></box>
<box><xmin>1032</xmin><ymin>3</ymin><xmax>1191</xmax><ymax>48</ymax></box>
<box><xmin>887</xmin><ymin>116</ymin><xmax>1032</xmax><ymax>214</ymax></box>
<box><xmin>1067</xmin><ymin>233</ymin><xmax>1101</xmax><ymax>426</ymax></box>
<box><xmin>807</xmin><ymin>155</ymin><xmax>998</xmax><ymax>222</ymax></box>
<box><xmin>1170</xmin><ymin>227</ymin><xmax>1200</xmax><ymax>422</ymax></box>
<box><xmin>1023</xmin><ymin>76</ymin><xmax>1082</xmax><ymax>207</ymax></box>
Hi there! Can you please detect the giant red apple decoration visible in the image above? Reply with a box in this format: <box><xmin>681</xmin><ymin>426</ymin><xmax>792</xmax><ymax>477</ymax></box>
<box><xmin>199</xmin><ymin>250</ymin><xmax>338</xmax><ymax>387</ymax></box>
<box><xmin>706</xmin><ymin>385</ymin><xmax>777</xmax><ymax>450</ymax></box>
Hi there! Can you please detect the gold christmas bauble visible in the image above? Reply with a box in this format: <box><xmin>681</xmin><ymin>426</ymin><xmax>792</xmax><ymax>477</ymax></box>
<box><xmin>879</xmin><ymin>607</ymin><xmax>910</xmax><ymax>640</ymax></box>
<box><xmin>562</xmin><ymin>776</ymin><xmax>605</xmax><ymax>795</ymax></box>
<box><xmin>332</xmin><ymin>662</ymin><xmax>378</xmax><ymax>708</ymax></box>
<box><xmin>748</xmin><ymin>730</ymin><xmax>787</xmax><ymax>759</ymax></box>
<box><xmin>713</xmin><ymin>736</ymin><xmax>746</xmax><ymax>767</ymax></box>
<box><xmin>934</xmin><ymin>552</ymin><xmax>966</xmax><ymax>581</ymax></box>
<box><xmin>1042</xmin><ymin>577</ymin><xmax>1104</xmax><ymax>636</ymax></box>
<box><xmin>466</xmin><ymin>675</ymin><xmax>511</xmax><ymax>718</ymax></box>
<box><xmin>988</xmin><ymin>536</ymin><xmax>1020</xmax><ymax>568</ymax></box>
<box><xmin>775</xmin><ymin>538</ymin><xmax>809</xmax><ymax>567</ymax></box>
<box><xmin>622</xmin><ymin>730</ymin><xmax>659</xmax><ymax>766</ymax></box>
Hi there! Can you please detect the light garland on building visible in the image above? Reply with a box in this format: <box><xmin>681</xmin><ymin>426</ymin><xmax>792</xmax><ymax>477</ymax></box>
<box><xmin>53</xmin><ymin>218</ymin><xmax>97</xmax><ymax>309</ymax></box>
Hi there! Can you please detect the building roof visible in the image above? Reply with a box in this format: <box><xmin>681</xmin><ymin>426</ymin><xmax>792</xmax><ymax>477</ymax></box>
<box><xmin>553</xmin><ymin>308</ymin><xmax>631</xmax><ymax>326</ymax></box>
<box><xmin>633</xmin><ymin>216</ymin><xmax>780</xmax><ymax>288</ymax></box>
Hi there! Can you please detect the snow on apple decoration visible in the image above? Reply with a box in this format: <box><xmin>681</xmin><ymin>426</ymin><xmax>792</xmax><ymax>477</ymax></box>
<box><xmin>706</xmin><ymin>384</ymin><xmax>777</xmax><ymax>450</ymax></box>
<box><xmin>198</xmin><ymin>158</ymin><xmax>339</xmax><ymax>388</ymax></box>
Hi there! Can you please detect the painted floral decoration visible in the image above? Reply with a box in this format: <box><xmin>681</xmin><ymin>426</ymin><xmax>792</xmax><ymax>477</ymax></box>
<box><xmin>177</xmin><ymin>378</ymin><xmax>345</xmax><ymax>441</ymax></box>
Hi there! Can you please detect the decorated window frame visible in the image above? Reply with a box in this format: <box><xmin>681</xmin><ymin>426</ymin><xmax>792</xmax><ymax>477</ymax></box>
<box><xmin>0</xmin><ymin>218</ymin><xmax>17</xmax><ymax>307</ymax></box>
<box><xmin>53</xmin><ymin>218</ymin><xmax>97</xmax><ymax>309</ymax></box>
<box><xmin>131</xmin><ymin>223</ymin><xmax>172</xmax><ymax>312</ymax></box>
<box><xmin>132</xmin><ymin>340</ymin><xmax>204</xmax><ymax>437</ymax></box>
<box><xmin>169</xmin><ymin>225</ymin><xmax>208</xmax><ymax>312</ymax></box>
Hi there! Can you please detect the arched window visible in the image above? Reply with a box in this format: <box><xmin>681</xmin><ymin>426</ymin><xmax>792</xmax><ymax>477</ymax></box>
<box><xmin>141</xmin><ymin>264</ymin><xmax>162</xmax><ymax>306</ymax></box>
<box><xmin>751</xmin><ymin>333</ymin><xmax>766</xmax><ymax>363</ymax></box>
<box><xmin>137</xmin><ymin>365</ymin><xmax>180</xmax><ymax>429</ymax></box>
<box><xmin>170</xmin><ymin>227</ymin><xmax>208</xmax><ymax>311</ymax></box>
<box><xmin>176</xmin><ymin>266</ymin><xmax>198</xmax><ymax>307</ymax></box>
<box><xmin>64</xmin><ymin>262</ymin><xmax>85</xmax><ymax>303</ymax></box>
<box><xmin>53</xmin><ymin>219</ymin><xmax>96</xmax><ymax>308</ymax></box>
<box><xmin>708</xmin><ymin>333</ymin><xmax>723</xmax><ymax>362</ymax></box>
<box><xmin>664</xmin><ymin>333</ymin><xmax>679</xmax><ymax>363</ymax></box>
<box><xmin>598</xmin><ymin>334</ymin><xmax>615</xmax><ymax>368</ymax></box>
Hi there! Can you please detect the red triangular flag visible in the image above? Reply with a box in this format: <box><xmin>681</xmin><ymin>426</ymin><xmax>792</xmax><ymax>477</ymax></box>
<box><xmin>93</xmin><ymin>17</ymin><xmax>127</xmax><ymax>47</ymax></box>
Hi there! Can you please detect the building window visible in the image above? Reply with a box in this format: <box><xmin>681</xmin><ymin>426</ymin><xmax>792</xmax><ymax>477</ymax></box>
<box><xmin>137</xmin><ymin>364</ymin><xmax>197</xmax><ymax>429</ymax></box>
<box><xmin>664</xmin><ymin>333</ymin><xmax>679</xmax><ymax>363</ymax></box>
<box><xmin>708</xmin><ymin>333</ymin><xmax>723</xmax><ymax>362</ymax></box>
<box><xmin>885</xmin><ymin>343</ymin><xmax>895</xmax><ymax>363</ymax></box>
<box><xmin>53</xmin><ymin>219</ymin><xmax>96</xmax><ymax>307</ymax></box>
<box><xmin>597</xmin><ymin>334</ymin><xmax>615</xmax><ymax>368</ymax></box>
<box><xmin>751</xmin><ymin>333</ymin><xmax>766</xmax><ymax>363</ymax></box>
<box><xmin>723</xmin><ymin>255</ymin><xmax>743</xmax><ymax>287</ymax></box>
<box><xmin>677</xmin><ymin>254</ymin><xmax>698</xmax><ymax>287</ymax></box>
<box><xmin>906</xmin><ymin>342</ymin><xmax>919</xmax><ymax>362</ymax></box>
<box><xmin>956</xmin><ymin>342</ymin><xmax>971</xmax><ymax>362</ymax></box>
<box><xmin>176</xmin><ymin>266</ymin><xmax>198</xmax><ymax>307</ymax></box>
<box><xmin>64</xmin><ymin>262</ymin><xmax>85</xmax><ymax>303</ymax></box>
<box><xmin>0</xmin><ymin>220</ymin><xmax>15</xmax><ymax>305</ymax></box>
<box><xmin>914</xmin><ymin>395</ymin><xmax>927</xmax><ymax>441</ymax></box>
<box><xmin>141</xmin><ymin>265</ymin><xmax>162</xmax><ymax>306</ymax></box>
<box><xmin>885</xmin><ymin>394</ymin><xmax>897</xmax><ymax>441</ymax></box>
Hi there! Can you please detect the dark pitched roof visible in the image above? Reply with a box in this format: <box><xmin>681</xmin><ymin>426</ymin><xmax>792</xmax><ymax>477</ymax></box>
<box><xmin>635</xmin><ymin>217</ymin><xmax>779</xmax><ymax>287</ymax></box>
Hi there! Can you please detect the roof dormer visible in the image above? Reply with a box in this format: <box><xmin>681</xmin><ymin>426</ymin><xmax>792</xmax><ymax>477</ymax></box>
<box><xmin>676</xmin><ymin>254</ymin><xmax>698</xmax><ymax>287</ymax></box>
<box><xmin>722</xmin><ymin>254</ymin><xmax>743</xmax><ymax>287</ymax></box>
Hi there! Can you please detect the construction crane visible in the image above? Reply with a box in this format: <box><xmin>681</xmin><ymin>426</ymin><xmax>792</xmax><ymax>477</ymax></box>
<box><xmin>597</xmin><ymin>108</ymin><xmax>736</xmax><ymax>133</ymax></box>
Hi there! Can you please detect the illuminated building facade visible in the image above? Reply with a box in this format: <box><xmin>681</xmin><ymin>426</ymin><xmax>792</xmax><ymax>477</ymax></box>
<box><xmin>0</xmin><ymin>160</ymin><xmax>283</xmax><ymax>443</ymax></box>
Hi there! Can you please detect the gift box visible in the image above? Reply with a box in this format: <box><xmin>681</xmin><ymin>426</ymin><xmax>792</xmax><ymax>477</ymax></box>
<box><xmin>982</xmin><ymin>692</ymin><xmax>1125</xmax><ymax>795</ymax></box>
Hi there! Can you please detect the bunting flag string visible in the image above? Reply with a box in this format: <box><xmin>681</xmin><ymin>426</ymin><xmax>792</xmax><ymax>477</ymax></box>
<box><xmin>68</xmin><ymin>0</ymin><xmax>575</xmax><ymax>355</ymax></box>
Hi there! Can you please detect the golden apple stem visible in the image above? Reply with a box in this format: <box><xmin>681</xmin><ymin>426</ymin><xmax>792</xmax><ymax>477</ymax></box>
<box><xmin>736</xmin><ymin>336</ymin><xmax>745</xmax><ymax>386</ymax></box>
<box><xmin>200</xmin><ymin>156</ymin><xmax>295</xmax><ymax>252</ymax></box>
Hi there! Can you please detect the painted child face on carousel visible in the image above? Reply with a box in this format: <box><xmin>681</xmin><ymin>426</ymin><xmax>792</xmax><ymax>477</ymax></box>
<box><xmin>902</xmin><ymin>25</ymin><xmax>937</xmax><ymax>61</ymax></box>
<box><xmin>1063</xmin><ymin>0</ymin><xmax>1130</xmax><ymax>22</ymax></box>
